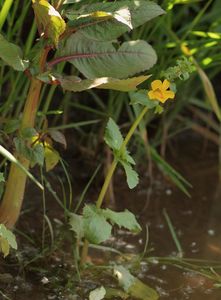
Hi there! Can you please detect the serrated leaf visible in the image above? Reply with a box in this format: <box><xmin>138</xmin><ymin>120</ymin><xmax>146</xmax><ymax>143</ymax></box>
<box><xmin>83</xmin><ymin>205</ymin><xmax>112</xmax><ymax>244</ymax></box>
<box><xmin>32</xmin><ymin>0</ymin><xmax>66</xmax><ymax>47</ymax></box>
<box><xmin>120</xmin><ymin>161</ymin><xmax>139</xmax><ymax>189</ymax></box>
<box><xmin>69</xmin><ymin>213</ymin><xmax>84</xmax><ymax>240</ymax></box>
<box><xmin>44</xmin><ymin>146</ymin><xmax>60</xmax><ymax>171</ymax></box>
<box><xmin>49</xmin><ymin>130</ymin><xmax>67</xmax><ymax>148</ymax></box>
<box><xmin>54</xmin><ymin>74</ymin><xmax>150</xmax><ymax>92</ymax></box>
<box><xmin>89</xmin><ymin>286</ymin><xmax>106</xmax><ymax>300</ymax></box>
<box><xmin>0</xmin><ymin>34</ymin><xmax>29</xmax><ymax>71</ymax></box>
<box><xmin>58</xmin><ymin>33</ymin><xmax>157</xmax><ymax>79</ymax></box>
<box><xmin>129</xmin><ymin>90</ymin><xmax>158</xmax><ymax>108</ymax></box>
<box><xmin>103</xmin><ymin>209</ymin><xmax>141</xmax><ymax>233</ymax></box>
<box><xmin>0</xmin><ymin>224</ymin><xmax>17</xmax><ymax>257</ymax></box>
<box><xmin>104</xmin><ymin>118</ymin><xmax>123</xmax><ymax>151</ymax></box>
<box><xmin>65</xmin><ymin>1</ymin><xmax>165</xmax><ymax>41</ymax></box>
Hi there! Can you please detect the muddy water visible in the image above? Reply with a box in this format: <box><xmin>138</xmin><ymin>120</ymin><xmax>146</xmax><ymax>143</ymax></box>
<box><xmin>1</xmin><ymin>134</ymin><xmax>221</xmax><ymax>299</ymax></box>
<box><xmin>112</xmin><ymin>134</ymin><xmax>221</xmax><ymax>299</ymax></box>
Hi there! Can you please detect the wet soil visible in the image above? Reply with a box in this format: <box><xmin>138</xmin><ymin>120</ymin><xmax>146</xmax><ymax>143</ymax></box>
<box><xmin>1</xmin><ymin>133</ymin><xmax>221</xmax><ymax>299</ymax></box>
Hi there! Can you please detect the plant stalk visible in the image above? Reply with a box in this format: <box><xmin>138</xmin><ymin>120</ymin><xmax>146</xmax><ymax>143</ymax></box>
<box><xmin>0</xmin><ymin>48</ymin><xmax>49</xmax><ymax>228</ymax></box>
<box><xmin>80</xmin><ymin>106</ymin><xmax>148</xmax><ymax>265</ymax></box>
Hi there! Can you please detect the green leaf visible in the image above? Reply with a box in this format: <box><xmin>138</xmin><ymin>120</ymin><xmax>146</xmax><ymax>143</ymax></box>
<box><xmin>32</xmin><ymin>143</ymin><xmax>45</xmax><ymax>167</ymax></box>
<box><xmin>0</xmin><ymin>224</ymin><xmax>17</xmax><ymax>258</ymax></box>
<box><xmin>69</xmin><ymin>213</ymin><xmax>84</xmax><ymax>240</ymax></box>
<box><xmin>129</xmin><ymin>90</ymin><xmax>158</xmax><ymax>108</ymax></box>
<box><xmin>104</xmin><ymin>118</ymin><xmax>123</xmax><ymax>151</ymax></box>
<box><xmin>0</xmin><ymin>145</ymin><xmax>43</xmax><ymax>190</ymax></box>
<box><xmin>89</xmin><ymin>286</ymin><xmax>106</xmax><ymax>300</ymax></box>
<box><xmin>0</xmin><ymin>173</ymin><xmax>4</xmax><ymax>183</ymax></box>
<box><xmin>52</xmin><ymin>74</ymin><xmax>150</xmax><ymax>92</ymax></box>
<box><xmin>103</xmin><ymin>209</ymin><xmax>141</xmax><ymax>233</ymax></box>
<box><xmin>83</xmin><ymin>205</ymin><xmax>112</xmax><ymax>244</ymax></box>
<box><xmin>4</xmin><ymin>119</ymin><xmax>20</xmax><ymax>134</ymax></box>
<box><xmin>32</xmin><ymin>0</ymin><xmax>66</xmax><ymax>47</ymax></box>
<box><xmin>21</xmin><ymin>127</ymin><xmax>38</xmax><ymax>139</ymax></box>
<box><xmin>65</xmin><ymin>1</ymin><xmax>165</xmax><ymax>41</ymax></box>
<box><xmin>49</xmin><ymin>130</ymin><xmax>67</xmax><ymax>148</ymax></box>
<box><xmin>58</xmin><ymin>33</ymin><xmax>157</xmax><ymax>79</ymax></box>
<box><xmin>44</xmin><ymin>146</ymin><xmax>60</xmax><ymax>171</ymax></box>
<box><xmin>0</xmin><ymin>34</ymin><xmax>29</xmax><ymax>71</ymax></box>
<box><xmin>114</xmin><ymin>266</ymin><xmax>159</xmax><ymax>300</ymax></box>
<box><xmin>120</xmin><ymin>161</ymin><xmax>139</xmax><ymax>189</ymax></box>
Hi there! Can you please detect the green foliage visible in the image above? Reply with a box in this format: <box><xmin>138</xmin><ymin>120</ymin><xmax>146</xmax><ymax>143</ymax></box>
<box><xmin>0</xmin><ymin>34</ymin><xmax>29</xmax><ymax>71</ymax></box>
<box><xmin>83</xmin><ymin>205</ymin><xmax>112</xmax><ymax>244</ymax></box>
<box><xmin>58</xmin><ymin>33</ymin><xmax>157</xmax><ymax>79</ymax></box>
<box><xmin>161</xmin><ymin>57</ymin><xmax>195</xmax><ymax>81</ymax></box>
<box><xmin>0</xmin><ymin>224</ymin><xmax>17</xmax><ymax>257</ymax></box>
<box><xmin>41</xmin><ymin>73</ymin><xmax>150</xmax><ymax>92</ymax></box>
<box><xmin>32</xmin><ymin>0</ymin><xmax>66</xmax><ymax>47</ymax></box>
<box><xmin>104</xmin><ymin>118</ymin><xmax>139</xmax><ymax>189</ymax></box>
<box><xmin>129</xmin><ymin>90</ymin><xmax>158</xmax><ymax>109</ymax></box>
<box><xmin>103</xmin><ymin>208</ymin><xmax>141</xmax><ymax>233</ymax></box>
<box><xmin>65</xmin><ymin>1</ymin><xmax>165</xmax><ymax>41</ymax></box>
<box><xmin>69</xmin><ymin>204</ymin><xmax>141</xmax><ymax>244</ymax></box>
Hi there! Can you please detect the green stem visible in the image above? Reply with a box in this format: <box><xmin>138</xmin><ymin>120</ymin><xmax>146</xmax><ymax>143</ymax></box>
<box><xmin>0</xmin><ymin>0</ymin><xmax>13</xmax><ymax>30</ymax></box>
<box><xmin>80</xmin><ymin>106</ymin><xmax>148</xmax><ymax>265</ymax></box>
<box><xmin>96</xmin><ymin>106</ymin><xmax>148</xmax><ymax>209</ymax></box>
<box><xmin>0</xmin><ymin>48</ymin><xmax>49</xmax><ymax>228</ymax></box>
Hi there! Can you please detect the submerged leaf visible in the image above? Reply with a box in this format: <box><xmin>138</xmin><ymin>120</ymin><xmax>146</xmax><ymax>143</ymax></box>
<box><xmin>32</xmin><ymin>0</ymin><xmax>66</xmax><ymax>46</ymax></box>
<box><xmin>89</xmin><ymin>286</ymin><xmax>106</xmax><ymax>300</ymax></box>
<box><xmin>0</xmin><ymin>34</ymin><xmax>29</xmax><ymax>71</ymax></box>
<box><xmin>114</xmin><ymin>266</ymin><xmax>159</xmax><ymax>300</ymax></box>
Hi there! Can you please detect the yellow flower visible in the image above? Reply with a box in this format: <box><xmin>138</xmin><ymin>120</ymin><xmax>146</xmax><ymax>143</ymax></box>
<box><xmin>148</xmin><ymin>79</ymin><xmax>175</xmax><ymax>103</ymax></box>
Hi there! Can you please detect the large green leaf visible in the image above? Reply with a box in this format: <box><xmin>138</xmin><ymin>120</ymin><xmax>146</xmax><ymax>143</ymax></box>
<box><xmin>65</xmin><ymin>1</ymin><xmax>165</xmax><ymax>41</ymax></box>
<box><xmin>57</xmin><ymin>32</ymin><xmax>157</xmax><ymax>79</ymax></box>
<box><xmin>32</xmin><ymin>0</ymin><xmax>66</xmax><ymax>47</ymax></box>
<box><xmin>0</xmin><ymin>34</ymin><xmax>29</xmax><ymax>71</ymax></box>
<box><xmin>83</xmin><ymin>205</ymin><xmax>112</xmax><ymax>244</ymax></box>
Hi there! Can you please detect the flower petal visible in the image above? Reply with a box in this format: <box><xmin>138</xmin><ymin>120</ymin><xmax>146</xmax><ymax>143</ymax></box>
<box><xmin>148</xmin><ymin>90</ymin><xmax>156</xmax><ymax>99</ymax></box>
<box><xmin>151</xmin><ymin>80</ymin><xmax>163</xmax><ymax>90</ymax></box>
<box><xmin>162</xmin><ymin>79</ymin><xmax>170</xmax><ymax>90</ymax></box>
<box><xmin>164</xmin><ymin>90</ymin><xmax>175</xmax><ymax>100</ymax></box>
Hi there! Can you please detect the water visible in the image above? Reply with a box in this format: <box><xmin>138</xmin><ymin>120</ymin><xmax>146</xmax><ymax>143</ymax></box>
<box><xmin>1</xmin><ymin>134</ymin><xmax>221</xmax><ymax>299</ymax></box>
